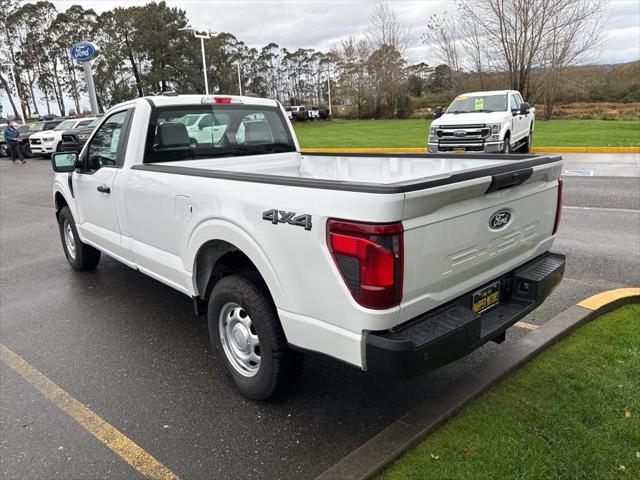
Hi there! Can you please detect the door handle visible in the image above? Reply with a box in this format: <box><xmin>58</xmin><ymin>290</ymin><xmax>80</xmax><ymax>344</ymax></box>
<box><xmin>97</xmin><ymin>185</ymin><xmax>111</xmax><ymax>194</ymax></box>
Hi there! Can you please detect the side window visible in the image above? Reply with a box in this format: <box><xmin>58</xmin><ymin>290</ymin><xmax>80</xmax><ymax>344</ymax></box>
<box><xmin>515</xmin><ymin>93</ymin><xmax>524</xmax><ymax>105</ymax></box>
<box><xmin>198</xmin><ymin>114</ymin><xmax>213</xmax><ymax>128</ymax></box>
<box><xmin>77</xmin><ymin>120</ymin><xmax>92</xmax><ymax>127</ymax></box>
<box><xmin>510</xmin><ymin>95</ymin><xmax>519</xmax><ymax>110</ymax></box>
<box><xmin>86</xmin><ymin>110</ymin><xmax>129</xmax><ymax>170</ymax></box>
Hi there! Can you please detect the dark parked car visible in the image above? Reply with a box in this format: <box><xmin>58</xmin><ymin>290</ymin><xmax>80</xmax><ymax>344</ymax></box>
<box><xmin>61</xmin><ymin>117</ymin><xmax>101</xmax><ymax>153</ymax></box>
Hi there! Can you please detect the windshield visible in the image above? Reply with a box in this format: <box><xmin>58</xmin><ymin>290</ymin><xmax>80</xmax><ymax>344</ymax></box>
<box><xmin>446</xmin><ymin>94</ymin><xmax>507</xmax><ymax>113</ymax></box>
<box><xmin>87</xmin><ymin>117</ymin><xmax>102</xmax><ymax>127</ymax></box>
<box><xmin>144</xmin><ymin>104</ymin><xmax>296</xmax><ymax>164</ymax></box>
<box><xmin>54</xmin><ymin>120</ymin><xmax>77</xmax><ymax>131</ymax></box>
<box><xmin>30</xmin><ymin>122</ymin><xmax>45</xmax><ymax>132</ymax></box>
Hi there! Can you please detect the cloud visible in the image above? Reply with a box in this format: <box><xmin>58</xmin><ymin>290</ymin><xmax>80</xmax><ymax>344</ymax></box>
<box><xmin>2</xmin><ymin>0</ymin><xmax>639</xmax><ymax>117</ymax></box>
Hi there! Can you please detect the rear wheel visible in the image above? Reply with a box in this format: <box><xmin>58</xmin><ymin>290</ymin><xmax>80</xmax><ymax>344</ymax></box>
<box><xmin>58</xmin><ymin>206</ymin><xmax>101</xmax><ymax>270</ymax></box>
<box><xmin>208</xmin><ymin>273</ymin><xmax>303</xmax><ymax>400</ymax></box>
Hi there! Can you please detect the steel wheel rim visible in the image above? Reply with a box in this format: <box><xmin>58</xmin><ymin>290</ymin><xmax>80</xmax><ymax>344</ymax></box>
<box><xmin>64</xmin><ymin>220</ymin><xmax>76</xmax><ymax>259</ymax></box>
<box><xmin>218</xmin><ymin>302</ymin><xmax>261</xmax><ymax>377</ymax></box>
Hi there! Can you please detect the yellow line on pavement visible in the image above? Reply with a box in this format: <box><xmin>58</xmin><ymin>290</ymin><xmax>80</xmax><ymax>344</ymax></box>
<box><xmin>0</xmin><ymin>344</ymin><xmax>180</xmax><ymax>480</ymax></box>
<box><xmin>577</xmin><ymin>288</ymin><xmax>640</xmax><ymax>311</ymax></box>
<box><xmin>514</xmin><ymin>321</ymin><xmax>538</xmax><ymax>330</ymax></box>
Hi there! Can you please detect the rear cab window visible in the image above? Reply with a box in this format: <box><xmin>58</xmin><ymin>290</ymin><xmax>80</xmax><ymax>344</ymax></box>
<box><xmin>143</xmin><ymin>104</ymin><xmax>295</xmax><ymax>164</ymax></box>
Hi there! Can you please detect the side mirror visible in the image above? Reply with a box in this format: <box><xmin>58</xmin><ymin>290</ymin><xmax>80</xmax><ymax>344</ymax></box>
<box><xmin>433</xmin><ymin>106</ymin><xmax>444</xmax><ymax>119</ymax></box>
<box><xmin>520</xmin><ymin>102</ymin><xmax>531</xmax><ymax>115</ymax></box>
<box><xmin>51</xmin><ymin>151</ymin><xmax>78</xmax><ymax>173</ymax></box>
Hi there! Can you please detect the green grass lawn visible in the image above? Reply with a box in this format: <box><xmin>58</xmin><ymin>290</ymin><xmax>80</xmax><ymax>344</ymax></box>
<box><xmin>293</xmin><ymin>119</ymin><xmax>640</xmax><ymax>149</ymax></box>
<box><xmin>379</xmin><ymin>303</ymin><xmax>640</xmax><ymax>480</ymax></box>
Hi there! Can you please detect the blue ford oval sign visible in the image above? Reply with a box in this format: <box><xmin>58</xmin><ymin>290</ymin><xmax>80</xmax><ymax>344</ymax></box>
<box><xmin>69</xmin><ymin>42</ymin><xmax>97</xmax><ymax>62</ymax></box>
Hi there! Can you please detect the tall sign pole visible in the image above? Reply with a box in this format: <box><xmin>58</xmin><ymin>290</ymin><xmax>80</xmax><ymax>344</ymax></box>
<box><xmin>69</xmin><ymin>42</ymin><xmax>99</xmax><ymax>115</ymax></box>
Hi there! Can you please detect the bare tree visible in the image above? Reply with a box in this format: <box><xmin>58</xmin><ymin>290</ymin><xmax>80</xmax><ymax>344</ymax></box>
<box><xmin>423</xmin><ymin>12</ymin><xmax>462</xmax><ymax>77</ymax></box>
<box><xmin>538</xmin><ymin>0</ymin><xmax>606</xmax><ymax>118</ymax></box>
<box><xmin>460</xmin><ymin>0</ymin><xmax>607</xmax><ymax>102</ymax></box>
<box><xmin>367</xmin><ymin>0</ymin><xmax>412</xmax><ymax>54</ymax></box>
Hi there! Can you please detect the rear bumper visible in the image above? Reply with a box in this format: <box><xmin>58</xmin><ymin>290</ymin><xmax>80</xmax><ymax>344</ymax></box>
<box><xmin>364</xmin><ymin>252</ymin><xmax>565</xmax><ymax>377</ymax></box>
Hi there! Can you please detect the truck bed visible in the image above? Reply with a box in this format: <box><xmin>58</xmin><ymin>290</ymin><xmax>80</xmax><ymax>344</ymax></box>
<box><xmin>133</xmin><ymin>152</ymin><xmax>562</xmax><ymax>193</ymax></box>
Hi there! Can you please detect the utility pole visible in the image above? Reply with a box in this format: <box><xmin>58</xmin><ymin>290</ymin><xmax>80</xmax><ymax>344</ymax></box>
<box><xmin>180</xmin><ymin>28</ymin><xmax>213</xmax><ymax>95</ymax></box>
<box><xmin>327</xmin><ymin>76</ymin><xmax>332</xmax><ymax>117</ymax></box>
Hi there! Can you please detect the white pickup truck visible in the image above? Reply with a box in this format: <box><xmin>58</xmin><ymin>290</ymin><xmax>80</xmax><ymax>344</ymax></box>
<box><xmin>428</xmin><ymin>90</ymin><xmax>535</xmax><ymax>154</ymax></box>
<box><xmin>51</xmin><ymin>94</ymin><xmax>565</xmax><ymax>400</ymax></box>
<box><xmin>30</xmin><ymin>117</ymin><xmax>97</xmax><ymax>156</ymax></box>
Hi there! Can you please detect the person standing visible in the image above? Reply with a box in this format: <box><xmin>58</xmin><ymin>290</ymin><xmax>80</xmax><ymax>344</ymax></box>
<box><xmin>4</xmin><ymin>121</ymin><xmax>26</xmax><ymax>164</ymax></box>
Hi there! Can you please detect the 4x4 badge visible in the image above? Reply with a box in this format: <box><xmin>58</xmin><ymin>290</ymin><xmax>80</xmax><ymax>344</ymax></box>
<box><xmin>263</xmin><ymin>209</ymin><xmax>312</xmax><ymax>231</ymax></box>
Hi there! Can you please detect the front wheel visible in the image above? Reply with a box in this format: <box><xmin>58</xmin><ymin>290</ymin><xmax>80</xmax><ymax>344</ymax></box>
<box><xmin>0</xmin><ymin>144</ymin><xmax>8</xmax><ymax>157</ymax></box>
<box><xmin>208</xmin><ymin>273</ymin><xmax>303</xmax><ymax>400</ymax></box>
<box><xmin>21</xmin><ymin>142</ymin><xmax>32</xmax><ymax>158</ymax></box>
<box><xmin>58</xmin><ymin>206</ymin><xmax>101</xmax><ymax>270</ymax></box>
<box><xmin>520</xmin><ymin>131</ymin><xmax>533</xmax><ymax>153</ymax></box>
<box><xmin>501</xmin><ymin>134</ymin><xmax>511</xmax><ymax>154</ymax></box>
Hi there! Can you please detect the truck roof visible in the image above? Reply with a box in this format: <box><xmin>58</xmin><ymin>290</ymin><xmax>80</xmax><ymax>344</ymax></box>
<box><xmin>458</xmin><ymin>90</ymin><xmax>517</xmax><ymax>97</ymax></box>
<box><xmin>131</xmin><ymin>94</ymin><xmax>280</xmax><ymax>109</ymax></box>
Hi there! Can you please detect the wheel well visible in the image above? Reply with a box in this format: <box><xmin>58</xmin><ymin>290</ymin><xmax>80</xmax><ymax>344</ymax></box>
<box><xmin>55</xmin><ymin>192</ymin><xmax>68</xmax><ymax>219</ymax></box>
<box><xmin>194</xmin><ymin>240</ymin><xmax>267</xmax><ymax>302</ymax></box>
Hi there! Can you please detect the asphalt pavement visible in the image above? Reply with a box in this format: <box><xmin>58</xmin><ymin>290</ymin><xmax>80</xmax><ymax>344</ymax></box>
<box><xmin>1</xmin><ymin>154</ymin><xmax>638</xmax><ymax>480</ymax></box>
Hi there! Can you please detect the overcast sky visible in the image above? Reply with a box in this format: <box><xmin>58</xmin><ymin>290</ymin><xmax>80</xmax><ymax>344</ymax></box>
<box><xmin>2</xmin><ymin>0</ymin><xmax>639</xmax><ymax>116</ymax></box>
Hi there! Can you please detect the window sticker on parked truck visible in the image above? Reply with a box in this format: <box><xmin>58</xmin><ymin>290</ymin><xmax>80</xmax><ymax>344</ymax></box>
<box><xmin>474</xmin><ymin>97</ymin><xmax>484</xmax><ymax>110</ymax></box>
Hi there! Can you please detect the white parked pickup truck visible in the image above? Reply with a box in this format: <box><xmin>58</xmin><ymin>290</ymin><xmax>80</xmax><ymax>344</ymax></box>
<box><xmin>428</xmin><ymin>90</ymin><xmax>535</xmax><ymax>154</ymax></box>
<box><xmin>30</xmin><ymin>117</ymin><xmax>97</xmax><ymax>156</ymax></box>
<box><xmin>51</xmin><ymin>94</ymin><xmax>565</xmax><ymax>400</ymax></box>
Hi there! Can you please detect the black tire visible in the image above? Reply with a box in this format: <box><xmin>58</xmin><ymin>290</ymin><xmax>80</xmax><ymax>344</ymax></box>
<box><xmin>501</xmin><ymin>133</ymin><xmax>511</xmax><ymax>154</ymax></box>
<box><xmin>58</xmin><ymin>206</ymin><xmax>101</xmax><ymax>271</ymax></box>
<box><xmin>520</xmin><ymin>130</ymin><xmax>533</xmax><ymax>153</ymax></box>
<box><xmin>208</xmin><ymin>273</ymin><xmax>303</xmax><ymax>400</ymax></box>
<box><xmin>22</xmin><ymin>142</ymin><xmax>32</xmax><ymax>158</ymax></box>
<box><xmin>0</xmin><ymin>144</ymin><xmax>8</xmax><ymax>157</ymax></box>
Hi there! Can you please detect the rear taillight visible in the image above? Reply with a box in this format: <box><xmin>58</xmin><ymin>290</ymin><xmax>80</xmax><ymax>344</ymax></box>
<box><xmin>553</xmin><ymin>177</ymin><xmax>563</xmax><ymax>235</ymax></box>
<box><xmin>327</xmin><ymin>219</ymin><xmax>403</xmax><ymax>309</ymax></box>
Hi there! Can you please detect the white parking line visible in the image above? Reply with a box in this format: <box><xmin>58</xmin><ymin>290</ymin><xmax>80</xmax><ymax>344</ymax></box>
<box><xmin>563</xmin><ymin>206</ymin><xmax>640</xmax><ymax>214</ymax></box>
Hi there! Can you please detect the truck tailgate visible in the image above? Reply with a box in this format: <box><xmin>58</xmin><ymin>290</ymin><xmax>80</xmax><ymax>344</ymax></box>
<box><xmin>399</xmin><ymin>160</ymin><xmax>562</xmax><ymax>323</ymax></box>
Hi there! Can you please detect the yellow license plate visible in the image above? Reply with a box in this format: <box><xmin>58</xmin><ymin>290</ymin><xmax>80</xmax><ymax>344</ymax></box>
<box><xmin>472</xmin><ymin>281</ymin><xmax>501</xmax><ymax>313</ymax></box>
<box><xmin>452</xmin><ymin>148</ymin><xmax>465</xmax><ymax>153</ymax></box>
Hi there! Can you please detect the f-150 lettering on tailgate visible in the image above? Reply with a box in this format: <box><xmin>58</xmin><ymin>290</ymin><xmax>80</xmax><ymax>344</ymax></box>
<box><xmin>444</xmin><ymin>221</ymin><xmax>539</xmax><ymax>276</ymax></box>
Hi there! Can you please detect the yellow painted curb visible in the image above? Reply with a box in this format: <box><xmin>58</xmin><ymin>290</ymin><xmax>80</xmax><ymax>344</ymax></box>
<box><xmin>301</xmin><ymin>147</ymin><xmax>639</xmax><ymax>154</ymax></box>
<box><xmin>577</xmin><ymin>288</ymin><xmax>640</xmax><ymax>311</ymax></box>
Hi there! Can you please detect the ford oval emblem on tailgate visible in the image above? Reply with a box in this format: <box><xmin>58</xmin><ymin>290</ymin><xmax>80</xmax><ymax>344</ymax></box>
<box><xmin>489</xmin><ymin>210</ymin><xmax>511</xmax><ymax>230</ymax></box>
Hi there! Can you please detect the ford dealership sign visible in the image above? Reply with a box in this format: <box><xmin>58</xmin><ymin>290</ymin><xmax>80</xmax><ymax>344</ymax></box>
<box><xmin>69</xmin><ymin>42</ymin><xmax>97</xmax><ymax>62</ymax></box>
